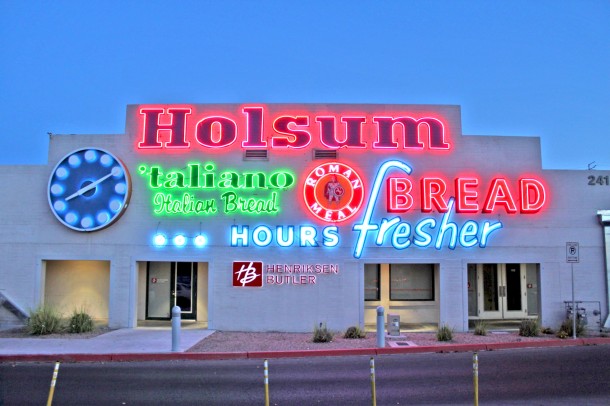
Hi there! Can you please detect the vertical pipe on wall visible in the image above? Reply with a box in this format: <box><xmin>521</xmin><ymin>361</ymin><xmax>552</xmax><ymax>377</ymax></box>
<box><xmin>596</xmin><ymin>211</ymin><xmax>610</xmax><ymax>328</ymax></box>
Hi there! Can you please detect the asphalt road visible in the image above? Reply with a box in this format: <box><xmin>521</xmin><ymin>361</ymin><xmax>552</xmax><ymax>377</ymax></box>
<box><xmin>1</xmin><ymin>346</ymin><xmax>609</xmax><ymax>405</ymax></box>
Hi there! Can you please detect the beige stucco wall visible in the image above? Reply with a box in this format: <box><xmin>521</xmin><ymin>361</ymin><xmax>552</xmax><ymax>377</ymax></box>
<box><xmin>44</xmin><ymin>260</ymin><xmax>110</xmax><ymax>320</ymax></box>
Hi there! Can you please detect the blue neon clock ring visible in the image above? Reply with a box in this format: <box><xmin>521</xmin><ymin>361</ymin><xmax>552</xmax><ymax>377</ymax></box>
<box><xmin>48</xmin><ymin>148</ymin><xmax>132</xmax><ymax>231</ymax></box>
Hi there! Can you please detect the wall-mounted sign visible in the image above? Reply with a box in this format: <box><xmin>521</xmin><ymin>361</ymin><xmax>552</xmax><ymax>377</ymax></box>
<box><xmin>303</xmin><ymin>162</ymin><xmax>364</xmax><ymax>223</ymax></box>
<box><xmin>132</xmin><ymin>105</ymin><xmax>549</xmax><ymax>258</ymax></box>
<box><xmin>233</xmin><ymin>261</ymin><xmax>263</xmax><ymax>287</ymax></box>
<box><xmin>136</xmin><ymin>106</ymin><xmax>451</xmax><ymax>152</ymax></box>
<box><xmin>138</xmin><ymin>162</ymin><xmax>295</xmax><ymax>217</ymax></box>
<box><xmin>566</xmin><ymin>242</ymin><xmax>579</xmax><ymax>263</ymax></box>
<box><xmin>233</xmin><ymin>261</ymin><xmax>339</xmax><ymax>287</ymax></box>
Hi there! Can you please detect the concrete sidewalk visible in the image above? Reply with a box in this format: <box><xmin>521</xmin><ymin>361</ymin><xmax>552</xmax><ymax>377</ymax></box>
<box><xmin>0</xmin><ymin>327</ymin><xmax>214</xmax><ymax>355</ymax></box>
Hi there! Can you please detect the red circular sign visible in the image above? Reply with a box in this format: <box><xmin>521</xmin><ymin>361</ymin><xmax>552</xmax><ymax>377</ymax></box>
<box><xmin>303</xmin><ymin>162</ymin><xmax>364</xmax><ymax>223</ymax></box>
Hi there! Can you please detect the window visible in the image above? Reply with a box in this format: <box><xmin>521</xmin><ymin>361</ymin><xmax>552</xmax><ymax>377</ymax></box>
<box><xmin>390</xmin><ymin>264</ymin><xmax>434</xmax><ymax>301</ymax></box>
<box><xmin>364</xmin><ymin>264</ymin><xmax>380</xmax><ymax>301</ymax></box>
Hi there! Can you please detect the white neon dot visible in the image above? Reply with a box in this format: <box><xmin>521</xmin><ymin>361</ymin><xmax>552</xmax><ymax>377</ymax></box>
<box><xmin>97</xmin><ymin>211</ymin><xmax>111</xmax><ymax>224</ymax></box>
<box><xmin>153</xmin><ymin>234</ymin><xmax>167</xmax><ymax>246</ymax></box>
<box><xmin>50</xmin><ymin>184</ymin><xmax>64</xmax><ymax>196</ymax></box>
<box><xmin>109</xmin><ymin>199</ymin><xmax>122</xmax><ymax>212</ymax></box>
<box><xmin>100</xmin><ymin>154</ymin><xmax>113</xmax><ymax>166</ymax></box>
<box><xmin>114</xmin><ymin>182</ymin><xmax>127</xmax><ymax>194</ymax></box>
<box><xmin>55</xmin><ymin>167</ymin><xmax>69</xmax><ymax>179</ymax></box>
<box><xmin>81</xmin><ymin>216</ymin><xmax>94</xmax><ymax>229</ymax></box>
<box><xmin>194</xmin><ymin>235</ymin><xmax>207</xmax><ymax>247</ymax></box>
<box><xmin>65</xmin><ymin>212</ymin><xmax>78</xmax><ymax>224</ymax></box>
<box><xmin>111</xmin><ymin>166</ymin><xmax>123</xmax><ymax>177</ymax></box>
<box><xmin>53</xmin><ymin>201</ymin><xmax>66</xmax><ymax>212</ymax></box>
<box><xmin>173</xmin><ymin>234</ymin><xmax>186</xmax><ymax>247</ymax></box>
<box><xmin>68</xmin><ymin>155</ymin><xmax>81</xmax><ymax>167</ymax></box>
<box><xmin>84</xmin><ymin>150</ymin><xmax>97</xmax><ymax>162</ymax></box>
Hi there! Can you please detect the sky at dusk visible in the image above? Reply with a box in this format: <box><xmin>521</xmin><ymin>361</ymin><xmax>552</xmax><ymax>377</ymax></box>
<box><xmin>1</xmin><ymin>0</ymin><xmax>609</xmax><ymax>169</ymax></box>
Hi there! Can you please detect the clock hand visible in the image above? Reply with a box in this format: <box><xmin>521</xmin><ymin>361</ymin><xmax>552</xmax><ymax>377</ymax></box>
<box><xmin>65</xmin><ymin>167</ymin><xmax>120</xmax><ymax>201</ymax></box>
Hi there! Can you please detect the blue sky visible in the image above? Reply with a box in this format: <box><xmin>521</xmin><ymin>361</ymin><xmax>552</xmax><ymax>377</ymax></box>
<box><xmin>1</xmin><ymin>0</ymin><xmax>609</xmax><ymax>169</ymax></box>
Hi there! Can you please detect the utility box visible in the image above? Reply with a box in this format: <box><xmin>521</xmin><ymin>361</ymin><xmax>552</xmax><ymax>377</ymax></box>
<box><xmin>387</xmin><ymin>314</ymin><xmax>400</xmax><ymax>336</ymax></box>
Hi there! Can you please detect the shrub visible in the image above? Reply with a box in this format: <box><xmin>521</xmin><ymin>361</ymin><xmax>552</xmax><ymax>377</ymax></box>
<box><xmin>541</xmin><ymin>327</ymin><xmax>554</xmax><ymax>335</ymax></box>
<box><xmin>519</xmin><ymin>319</ymin><xmax>540</xmax><ymax>337</ymax></box>
<box><xmin>343</xmin><ymin>326</ymin><xmax>366</xmax><ymax>339</ymax></box>
<box><xmin>68</xmin><ymin>308</ymin><xmax>94</xmax><ymax>333</ymax></box>
<box><xmin>27</xmin><ymin>305</ymin><xmax>63</xmax><ymax>335</ymax></box>
<box><xmin>436</xmin><ymin>324</ymin><xmax>453</xmax><ymax>342</ymax></box>
<box><xmin>313</xmin><ymin>322</ymin><xmax>334</xmax><ymax>343</ymax></box>
<box><xmin>557</xmin><ymin>319</ymin><xmax>585</xmax><ymax>338</ymax></box>
<box><xmin>473</xmin><ymin>320</ymin><xmax>488</xmax><ymax>336</ymax></box>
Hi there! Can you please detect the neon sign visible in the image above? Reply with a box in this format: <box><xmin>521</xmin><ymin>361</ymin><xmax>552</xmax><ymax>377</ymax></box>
<box><xmin>131</xmin><ymin>106</ymin><xmax>550</xmax><ymax>258</ymax></box>
<box><xmin>231</xmin><ymin>225</ymin><xmax>339</xmax><ymax>247</ymax></box>
<box><xmin>136</xmin><ymin>106</ymin><xmax>451</xmax><ymax>151</ymax></box>
<box><xmin>139</xmin><ymin>162</ymin><xmax>295</xmax><ymax>189</ymax></box>
<box><xmin>352</xmin><ymin>161</ymin><xmax>503</xmax><ymax>258</ymax></box>
<box><xmin>303</xmin><ymin>162</ymin><xmax>364</xmax><ymax>223</ymax></box>
<box><xmin>385</xmin><ymin>176</ymin><xmax>547</xmax><ymax>214</ymax></box>
<box><xmin>138</xmin><ymin>162</ymin><xmax>295</xmax><ymax>217</ymax></box>
<box><xmin>228</xmin><ymin>159</ymin><xmax>547</xmax><ymax>256</ymax></box>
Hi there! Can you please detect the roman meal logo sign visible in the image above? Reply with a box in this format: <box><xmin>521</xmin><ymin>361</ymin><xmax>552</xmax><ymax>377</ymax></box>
<box><xmin>303</xmin><ymin>162</ymin><xmax>364</xmax><ymax>223</ymax></box>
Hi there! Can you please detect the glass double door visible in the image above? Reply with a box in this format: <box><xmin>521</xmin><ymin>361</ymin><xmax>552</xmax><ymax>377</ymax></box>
<box><xmin>147</xmin><ymin>262</ymin><xmax>197</xmax><ymax>320</ymax></box>
<box><xmin>477</xmin><ymin>263</ymin><xmax>527</xmax><ymax>319</ymax></box>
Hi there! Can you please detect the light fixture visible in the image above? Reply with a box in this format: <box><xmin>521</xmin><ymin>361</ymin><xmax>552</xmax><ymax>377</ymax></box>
<box><xmin>153</xmin><ymin>233</ymin><xmax>167</xmax><ymax>247</ymax></box>
<box><xmin>194</xmin><ymin>234</ymin><xmax>207</xmax><ymax>247</ymax></box>
<box><xmin>173</xmin><ymin>234</ymin><xmax>186</xmax><ymax>247</ymax></box>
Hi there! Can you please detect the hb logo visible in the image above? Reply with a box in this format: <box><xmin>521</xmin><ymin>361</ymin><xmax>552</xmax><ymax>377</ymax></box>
<box><xmin>233</xmin><ymin>261</ymin><xmax>263</xmax><ymax>287</ymax></box>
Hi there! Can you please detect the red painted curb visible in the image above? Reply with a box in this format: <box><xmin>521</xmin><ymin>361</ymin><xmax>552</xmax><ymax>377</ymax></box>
<box><xmin>375</xmin><ymin>343</ymin><xmax>487</xmax><ymax>355</ymax></box>
<box><xmin>108</xmin><ymin>352</ymin><xmax>249</xmax><ymax>362</ymax></box>
<box><xmin>0</xmin><ymin>354</ymin><xmax>114</xmax><ymax>363</ymax></box>
<box><xmin>185</xmin><ymin>352</ymin><xmax>249</xmax><ymax>360</ymax></box>
<box><xmin>377</xmin><ymin>346</ymin><xmax>437</xmax><ymax>355</ymax></box>
<box><xmin>486</xmin><ymin>339</ymin><xmax>584</xmax><ymax>351</ymax></box>
<box><xmin>2</xmin><ymin>338</ymin><xmax>609</xmax><ymax>363</ymax></box>
<box><xmin>581</xmin><ymin>337</ymin><xmax>610</xmax><ymax>345</ymax></box>
<box><xmin>432</xmin><ymin>343</ymin><xmax>489</xmax><ymax>353</ymax></box>
<box><xmin>246</xmin><ymin>348</ymin><xmax>377</xmax><ymax>359</ymax></box>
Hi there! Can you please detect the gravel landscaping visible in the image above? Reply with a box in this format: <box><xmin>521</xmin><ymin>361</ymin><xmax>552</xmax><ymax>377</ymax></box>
<box><xmin>186</xmin><ymin>330</ymin><xmax>559</xmax><ymax>353</ymax></box>
<box><xmin>0</xmin><ymin>326</ymin><xmax>113</xmax><ymax>339</ymax></box>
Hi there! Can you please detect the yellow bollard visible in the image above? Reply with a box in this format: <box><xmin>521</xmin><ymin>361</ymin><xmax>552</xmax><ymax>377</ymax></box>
<box><xmin>46</xmin><ymin>361</ymin><xmax>60</xmax><ymax>406</ymax></box>
<box><xmin>473</xmin><ymin>352</ymin><xmax>479</xmax><ymax>406</ymax></box>
<box><xmin>370</xmin><ymin>357</ymin><xmax>377</xmax><ymax>406</ymax></box>
<box><xmin>264</xmin><ymin>359</ymin><xmax>270</xmax><ymax>406</ymax></box>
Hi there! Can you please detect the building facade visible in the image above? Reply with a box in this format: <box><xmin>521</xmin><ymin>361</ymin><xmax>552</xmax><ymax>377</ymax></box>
<box><xmin>1</xmin><ymin>103</ymin><xmax>609</xmax><ymax>332</ymax></box>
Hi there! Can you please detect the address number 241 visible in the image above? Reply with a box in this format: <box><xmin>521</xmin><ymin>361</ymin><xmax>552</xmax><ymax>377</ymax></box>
<box><xmin>588</xmin><ymin>175</ymin><xmax>610</xmax><ymax>186</ymax></box>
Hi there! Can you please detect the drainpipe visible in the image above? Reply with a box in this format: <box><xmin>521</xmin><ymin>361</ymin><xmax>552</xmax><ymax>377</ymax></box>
<box><xmin>596</xmin><ymin>210</ymin><xmax>610</xmax><ymax>328</ymax></box>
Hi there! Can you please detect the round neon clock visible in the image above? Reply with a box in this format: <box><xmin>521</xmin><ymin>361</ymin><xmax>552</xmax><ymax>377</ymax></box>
<box><xmin>48</xmin><ymin>148</ymin><xmax>132</xmax><ymax>231</ymax></box>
